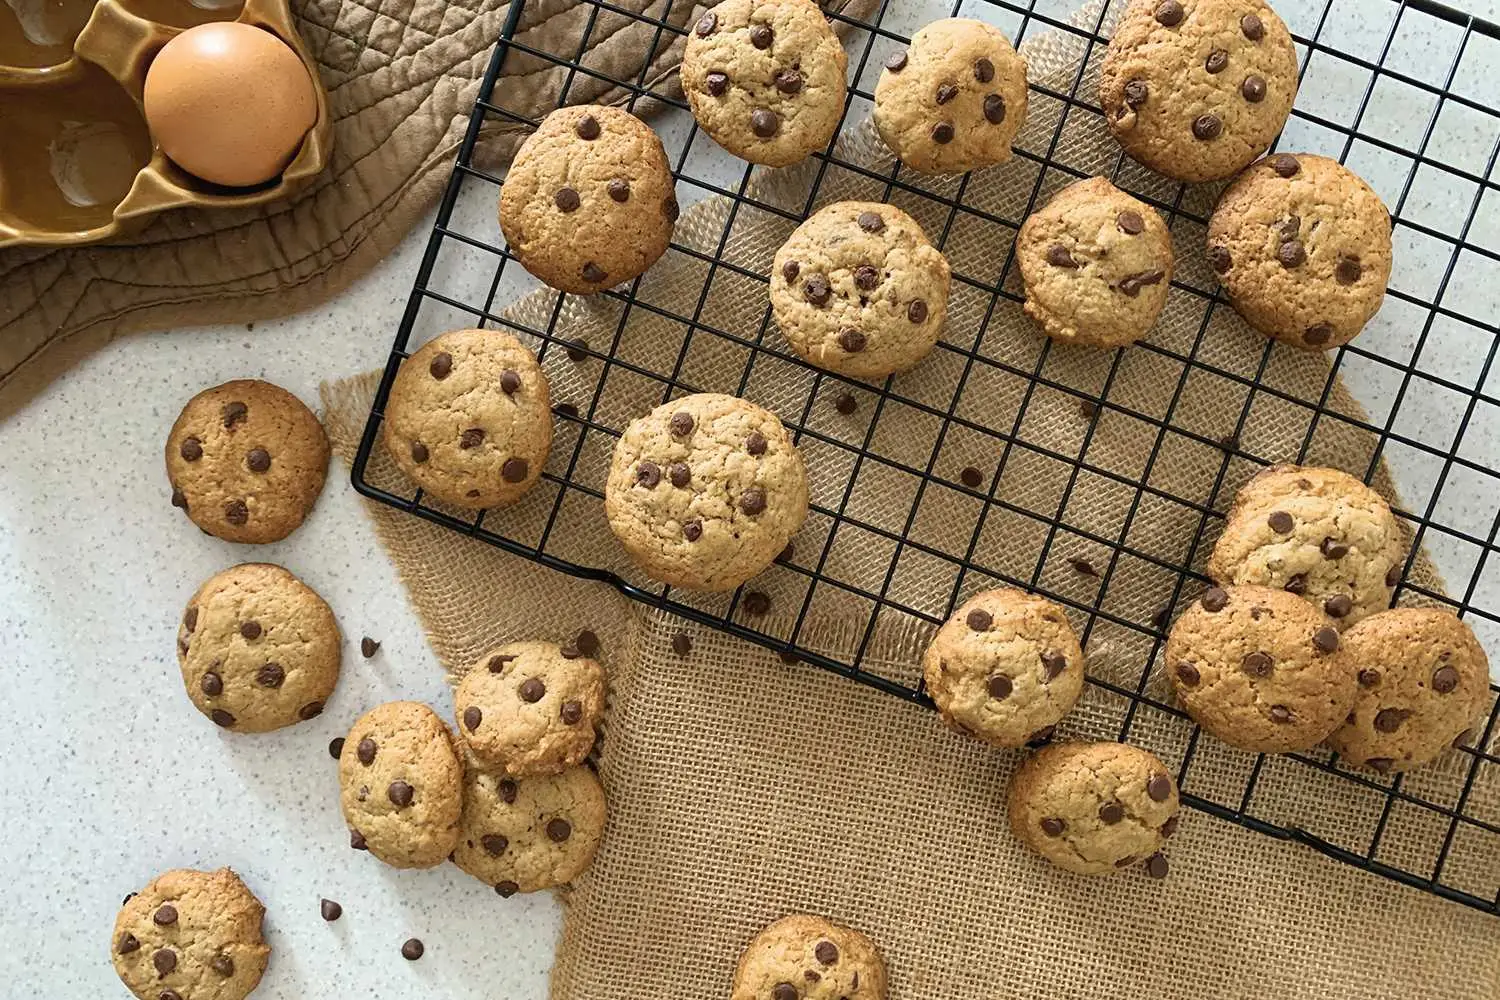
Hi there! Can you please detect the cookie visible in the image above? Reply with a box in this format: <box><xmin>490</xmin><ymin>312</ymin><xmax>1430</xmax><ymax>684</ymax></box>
<box><xmin>177</xmin><ymin>563</ymin><xmax>341</xmax><ymax>733</ymax></box>
<box><xmin>452</xmin><ymin>762</ymin><xmax>607</xmax><ymax>895</ymax></box>
<box><xmin>682</xmin><ymin>0</ymin><xmax>848</xmax><ymax>167</ymax></box>
<box><xmin>455</xmin><ymin>640</ymin><xmax>606</xmax><ymax>776</ymax></box>
<box><xmin>730</xmin><ymin>914</ymin><xmax>888</xmax><ymax>1000</ymax></box>
<box><xmin>1208</xmin><ymin>465</ymin><xmax>1405</xmax><ymax>628</ymax></box>
<box><xmin>1165</xmin><ymin>584</ymin><xmax>1357</xmax><ymax>753</ymax></box>
<box><xmin>1016</xmin><ymin>176</ymin><xmax>1175</xmax><ymax>348</ymax></box>
<box><xmin>112</xmin><ymin>867</ymin><xmax>269</xmax><ymax>1000</ymax></box>
<box><xmin>338</xmin><ymin>701</ymin><xmax>464</xmax><ymax>868</ymax></box>
<box><xmin>1325</xmin><ymin>608</ymin><xmax>1490</xmax><ymax>773</ymax></box>
<box><xmin>165</xmin><ymin>379</ymin><xmax>329</xmax><ymax>543</ymax></box>
<box><xmin>872</xmin><ymin>17</ymin><xmax>1029</xmax><ymax>174</ymax></box>
<box><xmin>498</xmin><ymin>106</ymin><xmax>677</xmax><ymax>294</ymax></box>
<box><xmin>383</xmin><ymin>328</ymin><xmax>552</xmax><ymax>509</ymax></box>
<box><xmin>1007</xmin><ymin>741</ymin><xmax>1180</xmax><ymax>875</ymax></box>
<box><xmin>1100</xmin><ymin>0</ymin><xmax>1298</xmax><ymax>182</ymax></box>
<box><xmin>1207</xmin><ymin>153</ymin><xmax>1392</xmax><ymax>349</ymax></box>
<box><xmin>922</xmin><ymin>587</ymin><xmax>1086</xmax><ymax>748</ymax></box>
<box><xmin>769</xmin><ymin>201</ymin><xmax>951</xmax><ymax>377</ymax></box>
<box><xmin>604</xmin><ymin>393</ymin><xmax>808</xmax><ymax>591</ymax></box>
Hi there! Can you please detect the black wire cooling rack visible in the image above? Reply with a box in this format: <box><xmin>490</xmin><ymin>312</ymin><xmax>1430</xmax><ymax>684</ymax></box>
<box><xmin>354</xmin><ymin>0</ymin><xmax>1500</xmax><ymax>914</ymax></box>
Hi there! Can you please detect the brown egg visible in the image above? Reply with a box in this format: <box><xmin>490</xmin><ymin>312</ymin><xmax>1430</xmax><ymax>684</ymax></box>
<box><xmin>143</xmin><ymin>22</ymin><xmax>317</xmax><ymax>188</ymax></box>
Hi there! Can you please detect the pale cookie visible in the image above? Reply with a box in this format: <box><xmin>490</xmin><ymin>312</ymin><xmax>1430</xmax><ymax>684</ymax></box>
<box><xmin>339</xmin><ymin>701</ymin><xmax>464</xmax><ymax>868</ymax></box>
<box><xmin>1326</xmin><ymin>608</ymin><xmax>1490</xmax><ymax>773</ymax></box>
<box><xmin>455</xmin><ymin>640</ymin><xmax>605</xmax><ymax>776</ymax></box>
<box><xmin>498</xmin><ymin>106</ymin><xmax>678</xmax><ymax>294</ymax></box>
<box><xmin>605</xmin><ymin>393</ymin><xmax>808</xmax><ymax>591</ymax></box>
<box><xmin>165</xmin><ymin>379</ymin><xmax>329</xmax><ymax>543</ymax></box>
<box><xmin>1016</xmin><ymin>177</ymin><xmax>1175</xmax><ymax>348</ymax></box>
<box><xmin>1207</xmin><ymin>153</ymin><xmax>1393</xmax><ymax>349</ymax></box>
<box><xmin>770</xmin><ymin>201</ymin><xmax>951</xmax><ymax>377</ymax></box>
<box><xmin>1208</xmin><ymin>465</ymin><xmax>1405</xmax><ymax>628</ymax></box>
<box><xmin>683</xmin><ymin>0</ymin><xmax>848</xmax><ymax>167</ymax></box>
<box><xmin>873</xmin><ymin>18</ymin><xmax>1029</xmax><ymax>174</ymax></box>
<box><xmin>731</xmin><ymin>914</ymin><xmax>888</xmax><ymax>1000</ymax></box>
<box><xmin>1100</xmin><ymin>0</ymin><xmax>1298</xmax><ymax>182</ymax></box>
<box><xmin>383</xmin><ymin>328</ymin><xmax>552</xmax><ymax>509</ymax></box>
<box><xmin>452</xmin><ymin>762</ymin><xmax>607</xmax><ymax>895</ymax></box>
<box><xmin>922</xmin><ymin>588</ymin><xmax>1086</xmax><ymax>748</ymax></box>
<box><xmin>177</xmin><ymin>563</ymin><xmax>341</xmax><ymax>733</ymax></box>
<box><xmin>112</xmin><ymin>867</ymin><xmax>269</xmax><ymax>1000</ymax></box>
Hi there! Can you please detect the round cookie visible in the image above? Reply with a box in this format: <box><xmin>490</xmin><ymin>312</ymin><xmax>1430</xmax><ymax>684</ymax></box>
<box><xmin>922</xmin><ymin>588</ymin><xmax>1086</xmax><ymax>748</ymax></box>
<box><xmin>452</xmin><ymin>762</ymin><xmax>607</xmax><ymax>895</ymax></box>
<box><xmin>1007</xmin><ymin>741</ymin><xmax>1181</xmax><ymax>875</ymax></box>
<box><xmin>498</xmin><ymin>105</ymin><xmax>677</xmax><ymax>294</ymax></box>
<box><xmin>604</xmin><ymin>393</ymin><xmax>808</xmax><ymax>591</ymax></box>
<box><xmin>682</xmin><ymin>0</ymin><xmax>848</xmax><ymax>167</ymax></box>
<box><xmin>1207</xmin><ymin>153</ymin><xmax>1392</xmax><ymax>349</ymax></box>
<box><xmin>1325</xmin><ymin>608</ymin><xmax>1490</xmax><ymax>773</ymax></box>
<box><xmin>455</xmin><ymin>640</ymin><xmax>605</xmax><ymax>776</ymax></box>
<box><xmin>382</xmin><ymin>328</ymin><xmax>552</xmax><ymax>510</ymax></box>
<box><xmin>872</xmin><ymin>17</ymin><xmax>1029</xmax><ymax>174</ymax></box>
<box><xmin>1099</xmin><ymin>0</ymin><xmax>1298</xmax><ymax>182</ymax></box>
<box><xmin>1208</xmin><ymin>465</ymin><xmax>1405</xmax><ymax>628</ymax></box>
<box><xmin>165</xmin><ymin>379</ymin><xmax>329</xmax><ymax>543</ymax></box>
<box><xmin>731</xmin><ymin>914</ymin><xmax>888</xmax><ymax>1000</ymax></box>
<box><xmin>770</xmin><ymin>201</ymin><xmax>951</xmax><ymax>378</ymax></box>
<box><xmin>177</xmin><ymin>562</ymin><xmax>341</xmax><ymax>732</ymax></box>
<box><xmin>112</xmin><ymin>867</ymin><xmax>269</xmax><ymax>1000</ymax></box>
<box><xmin>338</xmin><ymin>701</ymin><xmax>464</xmax><ymax>869</ymax></box>
<box><xmin>1016</xmin><ymin>176</ymin><xmax>1175</xmax><ymax>348</ymax></box>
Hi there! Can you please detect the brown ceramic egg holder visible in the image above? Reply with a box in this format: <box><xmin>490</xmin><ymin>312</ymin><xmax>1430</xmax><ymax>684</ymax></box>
<box><xmin>0</xmin><ymin>0</ymin><xmax>330</xmax><ymax>248</ymax></box>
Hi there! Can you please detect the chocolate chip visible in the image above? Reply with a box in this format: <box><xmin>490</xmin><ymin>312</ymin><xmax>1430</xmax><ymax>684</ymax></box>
<box><xmin>560</xmin><ymin>643</ymin><xmax>580</xmax><ymax>659</ymax></box>
<box><xmin>1240</xmin><ymin>74</ymin><xmax>1266</xmax><ymax>102</ymax></box>
<box><xmin>1025</xmin><ymin>726</ymin><xmax>1056</xmax><ymax>748</ymax></box>
<box><xmin>775</xmin><ymin>69</ymin><xmax>802</xmax><ymax>94</ymax></box>
<box><xmin>498</xmin><ymin>778</ymin><xmax>518</xmax><ymax>804</ymax></box>
<box><xmin>1356</xmin><ymin>669</ymin><xmax>1380</xmax><ymax>689</ymax></box>
<box><xmin>211</xmin><ymin>708</ymin><xmax>235</xmax><ymax>728</ymax></box>
<box><xmin>1147</xmin><ymin>773</ymin><xmax>1172</xmax><ymax>802</ymax></box>
<box><xmin>358</xmin><ymin>636</ymin><xmax>381</xmax><ymax>659</ymax></box>
<box><xmin>1192</xmin><ymin>114</ymin><xmax>1222</xmax><ymax>140</ymax></box>
<box><xmin>410</xmin><ymin>441</ymin><xmax>429</xmax><ymax>463</ymax></box>
<box><xmin>1385</xmin><ymin>564</ymin><xmax>1402</xmax><ymax>588</ymax></box>
<box><xmin>1276</xmin><ymin>237</ymin><xmax>1308</xmax><ymax>268</ymax></box>
<box><xmin>514</xmin><ymin>678</ymin><xmax>545</xmax><ymax>705</ymax></box>
<box><xmin>476</xmin><ymin>833</ymin><xmax>508</xmax><ymax>857</ymax></box>
<box><xmin>833</xmin><ymin>392</ymin><xmax>857</xmax><ymax>415</ymax></box>
<box><xmin>1146</xmin><ymin>852</ymin><xmax>1170</xmax><ymax>879</ymax></box>
<box><xmin>1284</xmin><ymin>573</ymin><xmax>1307</xmax><ymax>595</ymax></box>
<box><xmin>180</xmin><ymin>437</ymin><xmax>203</xmax><ymax>462</ymax></box>
<box><xmin>1242</xmin><ymin>652</ymin><xmax>1274</xmax><ymax>678</ymax></box>
<box><xmin>1123</xmin><ymin>79</ymin><xmax>1148</xmax><ymax>109</ymax></box>
<box><xmin>1304</xmin><ymin>323</ymin><xmax>1334</xmax><ymax>346</ymax></box>
<box><xmin>931</xmin><ymin>122</ymin><xmax>955</xmax><ymax>144</ymax></box>
<box><xmin>805</xmin><ymin>971</ymin><xmax>821</xmax><ymax>984</ymax></box>
<box><xmin>1454</xmin><ymin>729</ymin><xmax>1475</xmax><ymax>749</ymax></box>
<box><xmin>581</xmin><ymin>262</ymin><xmax>608</xmax><ymax>283</ymax></box>
<box><xmin>886</xmin><ymin>50</ymin><xmax>907</xmax><ymax>71</ymax></box>
<box><xmin>1118</xmin><ymin>270</ymin><xmax>1166</xmax><ymax>297</ymax></box>
<box><xmin>1040</xmin><ymin>817</ymin><xmax>1066</xmax><ymax>837</ymax></box>
<box><xmin>1155</xmin><ymin>0</ymin><xmax>1183</xmax><ymax>25</ymax></box>
<box><xmin>153</xmin><ymin>904</ymin><xmax>178</xmax><ymax>926</ymax></box>
<box><xmin>1313</xmin><ymin>627</ymin><xmax>1339</xmax><ymax>652</ymax></box>
<box><xmin>171</xmin><ymin>487</ymin><xmax>188</xmax><ymax>510</ymax></box>
<box><xmin>320</xmin><ymin>898</ymin><xmax>342</xmax><ymax>921</ymax></box>
<box><xmin>1241</xmin><ymin>12</ymin><xmax>1264</xmax><ymax>40</ymax></box>
<box><xmin>575</xmin><ymin>115</ymin><xmax>600</xmax><ymax>140</ymax></box>
<box><xmin>561</xmin><ymin>700</ymin><xmax>584</xmax><ymax>725</ymax></box>
<box><xmin>1317</xmin><ymin>536</ymin><xmax>1349</xmax><ymax>560</ymax></box>
<box><xmin>803</xmin><ymin>275</ymin><xmax>831</xmax><ymax>305</ymax></box>
<box><xmin>1324</xmin><ymin>594</ymin><xmax>1353</xmax><ymax>619</ymax></box>
<box><xmin>1267</xmin><ymin>510</ymin><xmax>1294</xmax><ymax>533</ymax></box>
<box><xmin>664</xmin><ymin>462</ymin><xmax>690</xmax><ymax>488</ymax></box>
<box><xmin>1269</xmin><ymin>704</ymin><xmax>1293</xmax><ymax>723</ymax></box>
<box><xmin>1335</xmin><ymin>255</ymin><xmax>1362</xmax><ymax>284</ymax></box>
<box><xmin>328</xmin><ymin>737</ymin><xmax>345</xmax><ymax>760</ymax></box>
<box><xmin>857</xmin><ymin>211</ymin><xmax>885</xmax><ymax>233</ymax></box>
<box><xmin>695</xmin><ymin>11</ymin><xmax>715</xmax><ymax>35</ymax></box>
<box><xmin>1175</xmin><ymin>661</ymin><xmax>1201</xmax><ymax>686</ymax></box>
<box><xmin>598</xmin><ymin>179</ymin><xmax>631</xmax><ymax>207</ymax></box>
<box><xmin>546</xmin><ymin>818</ymin><xmax>573</xmax><ymax>842</ymax></box>
<box><xmin>683</xmin><ymin>518</ymin><xmax>703</xmax><ymax>542</ymax></box>
<box><xmin>772</xmin><ymin>985</ymin><xmax>797</xmax><ymax>1000</ymax></box>
<box><xmin>1272</xmin><ymin>153</ymin><xmax>1300</xmax><ymax>177</ymax></box>
<box><xmin>1039</xmin><ymin>649</ymin><xmax>1068</xmax><ymax>680</ymax></box>
<box><xmin>1206</xmin><ymin>48</ymin><xmax>1229</xmax><ymax>74</ymax></box>
<box><xmin>1374</xmin><ymin>708</ymin><xmax>1410</xmax><ymax>733</ymax></box>
<box><xmin>837</xmin><ymin>328</ymin><xmax>867</xmax><ymax>353</ymax></box>
<box><xmin>1368</xmin><ymin>757</ymin><xmax>1395</xmax><ymax>773</ymax></box>
<box><xmin>1201</xmin><ymin>588</ymin><xmax>1228</xmax><ymax>612</ymax></box>
<box><xmin>153</xmin><ymin>948</ymin><xmax>177</xmax><ymax>977</ymax></box>
<box><xmin>1099</xmin><ymin>802</ymin><xmax>1125</xmax><ymax>824</ymax></box>
<box><xmin>357</xmin><ymin>737</ymin><xmax>377</xmax><ymax>765</ymax></box>
<box><xmin>779</xmin><ymin>651</ymin><xmax>799</xmax><ymax>665</ymax></box>
<box><xmin>222</xmin><ymin>401</ymin><xmax>248</xmax><ymax>428</ymax></box>
<box><xmin>118</xmin><ymin>933</ymin><xmax>140</xmax><ymax>954</ymax></box>
<box><xmin>224</xmin><ymin>499</ymin><xmax>249</xmax><ymax>526</ymax></box>
<box><xmin>966</xmin><ymin>608</ymin><xmax>993</xmax><ymax>631</ymax></box>
<box><xmin>257</xmin><ymin>662</ymin><xmax>285</xmax><ymax>688</ymax></box>
<box><xmin>672</xmin><ymin>633</ymin><xmax>692</xmax><ymax>656</ymax></box>
<box><xmin>498</xmin><ymin>456</ymin><xmax>528</xmax><ymax>483</ymax></box>
<box><xmin>781</xmin><ymin>260</ymin><xmax>800</xmax><ymax>284</ymax></box>
<box><xmin>740</xmin><ymin>488</ymin><xmax>767</xmax><ymax>515</ymax></box>
<box><xmin>936</xmin><ymin>82</ymin><xmax>959</xmax><ymax>105</ymax></box>
<box><xmin>161</xmin><ymin>990</ymin><xmax>183</xmax><ymax>1000</ymax></box>
<box><xmin>462</xmin><ymin>706</ymin><xmax>482</xmax><ymax>732</ymax></box>
<box><xmin>749</xmin><ymin>23</ymin><xmax>772</xmax><ymax>48</ymax></box>
<box><xmin>200</xmin><ymin>671</ymin><xmax>222</xmax><ymax>696</ymax></box>
<box><xmin>743</xmin><ymin>591</ymin><xmax>772</xmax><ymax>616</ymax></box>
<box><xmin>1161</xmin><ymin>815</ymin><xmax>1180</xmax><ymax>838</ymax></box>
<box><xmin>815</xmin><ymin>940</ymin><xmax>839</xmax><ymax>965</ymax></box>
<box><xmin>1431</xmin><ymin>664</ymin><xmax>1460</xmax><ymax>694</ymax></box>
<box><xmin>907</xmin><ymin>299</ymin><xmax>928</xmax><ymax>323</ymax></box>
<box><xmin>574</xmin><ymin>629</ymin><xmax>599</xmax><ymax>657</ymax></box>
<box><xmin>1046</xmin><ymin>244</ymin><xmax>1078</xmax><ymax>269</ymax></box>
<box><xmin>350</xmin><ymin>830</ymin><xmax>367</xmax><ymax>850</ymax></box>
<box><xmin>664</xmin><ymin>196</ymin><xmax>680</xmax><ymax>222</ymax></box>
<box><xmin>751</xmin><ymin>109</ymin><xmax>780</xmax><ymax>138</ymax></box>
<box><xmin>1206</xmin><ymin>246</ymin><xmax>1233</xmax><ymax>275</ymax></box>
<box><xmin>402</xmin><ymin>938</ymin><xmax>424</xmax><ymax>961</ymax></box>
<box><xmin>705</xmin><ymin>71</ymin><xmax>728</xmax><ymax>96</ymax></box>
<box><xmin>211</xmin><ymin>953</ymin><xmax>234</xmax><ymax>977</ymax></box>
<box><xmin>983</xmin><ymin>94</ymin><xmax>1007</xmax><ymax>125</ymax></box>
<box><xmin>1116</xmin><ymin>210</ymin><xmax>1144</xmax><ymax>235</ymax></box>
<box><xmin>987</xmin><ymin>674</ymin><xmax>1013</xmax><ymax>700</ymax></box>
<box><xmin>960</xmin><ymin>466</ymin><xmax>983</xmax><ymax>489</ymax></box>
<box><xmin>747</xmin><ymin>431</ymin><xmax>767</xmax><ymax>456</ymax></box>
<box><xmin>235</xmin><ymin>620</ymin><xmax>260</xmax><ymax>642</ymax></box>
<box><xmin>779</xmin><ymin>542</ymin><xmax>795</xmax><ymax>562</ymax></box>
<box><xmin>853</xmin><ymin>264</ymin><xmax>880</xmax><ymax>290</ymax></box>
<box><xmin>636</xmin><ymin>461</ymin><xmax>661</xmax><ymax>488</ymax></box>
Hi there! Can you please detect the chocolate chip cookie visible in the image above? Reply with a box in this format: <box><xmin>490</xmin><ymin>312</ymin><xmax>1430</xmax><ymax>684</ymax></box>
<box><xmin>604</xmin><ymin>393</ymin><xmax>808</xmax><ymax>591</ymax></box>
<box><xmin>682</xmin><ymin>0</ymin><xmax>848</xmax><ymax>167</ymax></box>
<box><xmin>165</xmin><ymin>379</ymin><xmax>330</xmax><ymax>543</ymax></box>
<box><xmin>1016</xmin><ymin>176</ymin><xmax>1175</xmax><ymax>348</ymax></box>
<box><xmin>731</xmin><ymin>914</ymin><xmax>888</xmax><ymax>1000</ymax></box>
<box><xmin>1207</xmin><ymin>153</ymin><xmax>1393</xmax><ymax>349</ymax></box>
<box><xmin>452</xmin><ymin>762</ymin><xmax>607</xmax><ymax>895</ymax></box>
<box><xmin>770</xmin><ymin>201</ymin><xmax>951</xmax><ymax>377</ymax></box>
<box><xmin>455</xmin><ymin>640</ymin><xmax>605</xmax><ymax>776</ymax></box>
<box><xmin>112</xmin><ymin>867</ymin><xmax>269</xmax><ymax>1000</ymax></box>
<box><xmin>872</xmin><ymin>17</ymin><xmax>1029</xmax><ymax>174</ymax></box>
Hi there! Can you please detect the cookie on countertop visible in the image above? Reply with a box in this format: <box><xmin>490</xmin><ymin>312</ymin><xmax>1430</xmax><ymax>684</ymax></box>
<box><xmin>112</xmin><ymin>867</ymin><xmax>269</xmax><ymax>1000</ymax></box>
<box><xmin>177</xmin><ymin>562</ymin><xmax>341</xmax><ymax>732</ymax></box>
<box><xmin>731</xmin><ymin>914</ymin><xmax>888</xmax><ymax>1000</ymax></box>
<box><xmin>452</xmin><ymin>762</ymin><xmax>607</xmax><ymax>895</ymax></box>
<box><xmin>605</xmin><ymin>393</ymin><xmax>808</xmax><ymax>591</ymax></box>
<box><xmin>682</xmin><ymin>0</ymin><xmax>848</xmax><ymax>167</ymax></box>
<box><xmin>872</xmin><ymin>18</ymin><xmax>1029</xmax><ymax>174</ymax></box>
<box><xmin>455</xmin><ymin>640</ymin><xmax>605</xmax><ymax>776</ymax></box>
<box><xmin>1100</xmin><ymin>0</ymin><xmax>1298</xmax><ymax>182</ymax></box>
<box><xmin>165</xmin><ymin>379</ymin><xmax>330</xmax><ymax>543</ymax></box>
<box><xmin>1016</xmin><ymin>176</ymin><xmax>1175</xmax><ymax>348</ymax></box>
<box><xmin>498</xmin><ymin>105</ymin><xmax>678</xmax><ymax>294</ymax></box>
<box><xmin>770</xmin><ymin>201</ymin><xmax>951</xmax><ymax>378</ymax></box>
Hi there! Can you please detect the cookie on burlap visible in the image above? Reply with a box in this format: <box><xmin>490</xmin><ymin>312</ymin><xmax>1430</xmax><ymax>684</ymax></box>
<box><xmin>731</xmin><ymin>914</ymin><xmax>888</xmax><ymax>1000</ymax></box>
<box><xmin>604</xmin><ymin>393</ymin><xmax>808</xmax><ymax>591</ymax></box>
<box><xmin>165</xmin><ymin>379</ymin><xmax>329</xmax><ymax>543</ymax></box>
<box><xmin>1325</xmin><ymin>608</ymin><xmax>1490</xmax><ymax>773</ymax></box>
<box><xmin>112</xmin><ymin>867</ymin><xmax>269</xmax><ymax>1000</ymax></box>
<box><xmin>382</xmin><ymin>328</ymin><xmax>552</xmax><ymax>509</ymax></box>
<box><xmin>922</xmin><ymin>588</ymin><xmax>1086</xmax><ymax>748</ymax></box>
<box><xmin>1208</xmin><ymin>465</ymin><xmax>1405</xmax><ymax>628</ymax></box>
<box><xmin>1007</xmin><ymin>741</ymin><xmax>1180</xmax><ymax>876</ymax></box>
<box><xmin>682</xmin><ymin>0</ymin><xmax>848</xmax><ymax>167</ymax></box>
<box><xmin>769</xmin><ymin>201</ymin><xmax>951</xmax><ymax>378</ymax></box>
<box><xmin>339</xmin><ymin>701</ymin><xmax>464</xmax><ymax>868</ymax></box>
<box><xmin>177</xmin><ymin>563</ymin><xmax>341</xmax><ymax>732</ymax></box>
<box><xmin>1016</xmin><ymin>176</ymin><xmax>1175</xmax><ymax>348</ymax></box>
<box><xmin>1165</xmin><ymin>584</ymin><xmax>1357</xmax><ymax>753</ymax></box>
<box><xmin>872</xmin><ymin>17</ymin><xmax>1029</xmax><ymax>174</ymax></box>
<box><xmin>498</xmin><ymin>105</ymin><xmax>678</xmax><ymax>294</ymax></box>
<box><xmin>452</xmin><ymin>762</ymin><xmax>607</xmax><ymax>895</ymax></box>
<box><xmin>455</xmin><ymin>640</ymin><xmax>605</xmax><ymax>776</ymax></box>
<box><xmin>1099</xmin><ymin>0</ymin><xmax>1298</xmax><ymax>182</ymax></box>
<box><xmin>1207</xmin><ymin>153</ymin><xmax>1393</xmax><ymax>349</ymax></box>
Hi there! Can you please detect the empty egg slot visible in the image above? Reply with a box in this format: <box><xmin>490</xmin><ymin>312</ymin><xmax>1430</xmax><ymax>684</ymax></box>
<box><xmin>121</xmin><ymin>0</ymin><xmax>245</xmax><ymax>30</ymax></box>
<box><xmin>0</xmin><ymin>0</ymin><xmax>95</xmax><ymax>68</ymax></box>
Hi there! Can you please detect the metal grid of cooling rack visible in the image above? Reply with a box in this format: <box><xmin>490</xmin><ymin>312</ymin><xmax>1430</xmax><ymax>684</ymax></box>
<box><xmin>353</xmin><ymin>0</ymin><xmax>1500</xmax><ymax>914</ymax></box>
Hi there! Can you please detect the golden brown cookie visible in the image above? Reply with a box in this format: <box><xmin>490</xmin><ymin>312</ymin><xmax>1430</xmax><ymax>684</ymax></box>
<box><xmin>455</xmin><ymin>640</ymin><xmax>605</xmax><ymax>776</ymax></box>
<box><xmin>730</xmin><ymin>914</ymin><xmax>888</xmax><ymax>1000</ymax></box>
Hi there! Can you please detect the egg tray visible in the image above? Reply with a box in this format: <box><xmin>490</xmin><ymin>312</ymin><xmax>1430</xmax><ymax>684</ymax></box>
<box><xmin>0</xmin><ymin>0</ymin><xmax>330</xmax><ymax>248</ymax></box>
